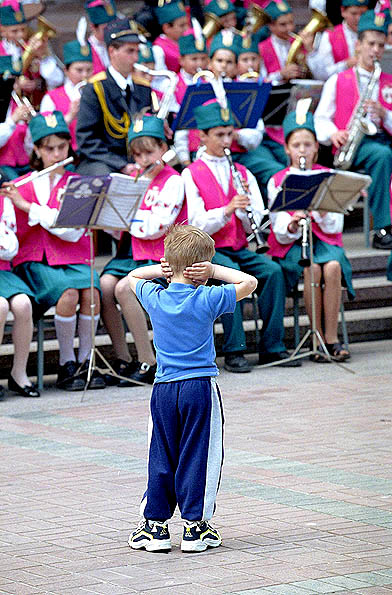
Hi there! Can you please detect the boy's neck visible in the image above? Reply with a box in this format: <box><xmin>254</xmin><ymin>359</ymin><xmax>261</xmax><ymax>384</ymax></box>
<box><xmin>171</xmin><ymin>274</ymin><xmax>193</xmax><ymax>285</ymax></box>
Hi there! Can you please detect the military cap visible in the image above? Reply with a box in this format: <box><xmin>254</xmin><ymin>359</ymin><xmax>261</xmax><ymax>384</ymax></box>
<box><xmin>104</xmin><ymin>18</ymin><xmax>146</xmax><ymax>47</ymax></box>
<box><xmin>194</xmin><ymin>99</ymin><xmax>235</xmax><ymax>129</ymax></box>
<box><xmin>128</xmin><ymin>115</ymin><xmax>166</xmax><ymax>143</ymax></box>
<box><xmin>358</xmin><ymin>9</ymin><xmax>388</xmax><ymax>35</ymax></box>
<box><xmin>63</xmin><ymin>40</ymin><xmax>93</xmax><ymax>65</ymax></box>
<box><xmin>154</xmin><ymin>0</ymin><xmax>187</xmax><ymax>26</ymax></box>
<box><xmin>29</xmin><ymin>111</ymin><xmax>70</xmax><ymax>144</ymax></box>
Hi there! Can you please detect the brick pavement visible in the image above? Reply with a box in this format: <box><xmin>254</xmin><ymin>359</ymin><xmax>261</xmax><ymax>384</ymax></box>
<box><xmin>0</xmin><ymin>340</ymin><xmax>392</xmax><ymax>594</ymax></box>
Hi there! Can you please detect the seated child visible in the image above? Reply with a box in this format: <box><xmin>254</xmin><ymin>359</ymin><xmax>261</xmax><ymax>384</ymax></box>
<box><xmin>127</xmin><ymin>224</ymin><xmax>257</xmax><ymax>553</ymax></box>
<box><xmin>267</xmin><ymin>108</ymin><xmax>355</xmax><ymax>362</ymax></box>
<box><xmin>40</xmin><ymin>40</ymin><xmax>94</xmax><ymax>152</ymax></box>
<box><xmin>0</xmin><ymin>193</ymin><xmax>39</xmax><ymax>399</ymax></box>
<box><xmin>85</xmin><ymin>0</ymin><xmax>117</xmax><ymax>74</ymax></box>
<box><xmin>152</xmin><ymin>0</ymin><xmax>188</xmax><ymax>86</ymax></box>
<box><xmin>100</xmin><ymin>115</ymin><xmax>186</xmax><ymax>386</ymax></box>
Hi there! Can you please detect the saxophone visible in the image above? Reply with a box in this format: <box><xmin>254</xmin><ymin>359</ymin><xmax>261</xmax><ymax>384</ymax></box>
<box><xmin>333</xmin><ymin>59</ymin><xmax>381</xmax><ymax>170</ymax></box>
<box><xmin>133</xmin><ymin>63</ymin><xmax>177</xmax><ymax>119</ymax></box>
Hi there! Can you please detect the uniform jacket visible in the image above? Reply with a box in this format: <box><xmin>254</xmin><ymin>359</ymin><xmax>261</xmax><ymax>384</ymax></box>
<box><xmin>76</xmin><ymin>70</ymin><xmax>151</xmax><ymax>171</ymax></box>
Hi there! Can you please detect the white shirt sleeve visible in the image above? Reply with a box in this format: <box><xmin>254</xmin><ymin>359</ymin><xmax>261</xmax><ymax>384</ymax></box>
<box><xmin>39</xmin><ymin>55</ymin><xmax>64</xmax><ymax>90</ymax></box>
<box><xmin>0</xmin><ymin>196</ymin><xmax>18</xmax><ymax>260</ymax></box>
<box><xmin>236</xmin><ymin>119</ymin><xmax>264</xmax><ymax>150</ymax></box>
<box><xmin>182</xmin><ymin>167</ymin><xmax>230</xmax><ymax>235</ymax></box>
<box><xmin>0</xmin><ymin>105</ymin><xmax>16</xmax><ymax>148</ymax></box>
<box><xmin>173</xmin><ymin>129</ymin><xmax>191</xmax><ymax>163</ymax></box>
<box><xmin>130</xmin><ymin>175</ymin><xmax>185</xmax><ymax>239</ymax></box>
<box><xmin>312</xmin><ymin>211</ymin><xmax>344</xmax><ymax>234</ymax></box>
<box><xmin>314</xmin><ymin>73</ymin><xmax>339</xmax><ymax>145</ymax></box>
<box><xmin>267</xmin><ymin>176</ymin><xmax>301</xmax><ymax>243</ymax></box>
<box><xmin>40</xmin><ymin>93</ymin><xmax>56</xmax><ymax>114</ymax></box>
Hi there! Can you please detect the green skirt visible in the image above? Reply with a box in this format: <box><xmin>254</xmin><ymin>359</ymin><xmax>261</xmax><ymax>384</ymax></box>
<box><xmin>273</xmin><ymin>239</ymin><xmax>355</xmax><ymax>300</ymax></box>
<box><xmin>0</xmin><ymin>270</ymin><xmax>35</xmax><ymax>300</ymax></box>
<box><xmin>14</xmin><ymin>262</ymin><xmax>101</xmax><ymax>319</ymax></box>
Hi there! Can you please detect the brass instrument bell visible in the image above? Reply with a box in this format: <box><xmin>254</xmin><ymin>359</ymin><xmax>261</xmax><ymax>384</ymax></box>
<box><xmin>286</xmin><ymin>9</ymin><xmax>333</xmax><ymax>67</ymax></box>
<box><xmin>242</xmin><ymin>4</ymin><xmax>270</xmax><ymax>35</ymax></box>
<box><xmin>22</xmin><ymin>15</ymin><xmax>57</xmax><ymax>74</ymax></box>
<box><xmin>202</xmin><ymin>12</ymin><xmax>222</xmax><ymax>39</ymax></box>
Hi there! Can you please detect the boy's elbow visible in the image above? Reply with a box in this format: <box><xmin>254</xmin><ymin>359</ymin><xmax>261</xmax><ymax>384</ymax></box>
<box><xmin>248</xmin><ymin>276</ymin><xmax>258</xmax><ymax>295</ymax></box>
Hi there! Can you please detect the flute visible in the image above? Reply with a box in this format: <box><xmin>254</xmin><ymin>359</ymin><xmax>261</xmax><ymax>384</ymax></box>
<box><xmin>223</xmin><ymin>148</ymin><xmax>269</xmax><ymax>254</ymax></box>
<box><xmin>298</xmin><ymin>156</ymin><xmax>310</xmax><ymax>267</ymax></box>
<box><xmin>10</xmin><ymin>157</ymin><xmax>74</xmax><ymax>189</ymax></box>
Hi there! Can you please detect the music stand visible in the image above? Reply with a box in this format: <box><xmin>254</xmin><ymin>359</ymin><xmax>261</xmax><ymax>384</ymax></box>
<box><xmin>53</xmin><ymin>173</ymin><xmax>151</xmax><ymax>397</ymax></box>
<box><xmin>257</xmin><ymin>168</ymin><xmax>371</xmax><ymax>371</ymax></box>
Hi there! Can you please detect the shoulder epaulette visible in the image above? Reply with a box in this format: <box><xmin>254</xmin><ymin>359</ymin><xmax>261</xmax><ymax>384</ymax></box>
<box><xmin>132</xmin><ymin>75</ymin><xmax>151</xmax><ymax>87</ymax></box>
<box><xmin>88</xmin><ymin>71</ymin><xmax>107</xmax><ymax>83</ymax></box>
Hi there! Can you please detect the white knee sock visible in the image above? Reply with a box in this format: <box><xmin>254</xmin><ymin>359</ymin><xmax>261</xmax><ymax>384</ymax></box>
<box><xmin>55</xmin><ymin>314</ymin><xmax>77</xmax><ymax>366</ymax></box>
<box><xmin>77</xmin><ymin>314</ymin><xmax>100</xmax><ymax>363</ymax></box>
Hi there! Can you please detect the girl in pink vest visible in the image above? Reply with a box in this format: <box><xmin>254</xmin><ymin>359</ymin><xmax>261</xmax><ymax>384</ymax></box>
<box><xmin>100</xmin><ymin>115</ymin><xmax>186</xmax><ymax>387</ymax></box>
<box><xmin>85</xmin><ymin>0</ymin><xmax>116</xmax><ymax>75</ymax></box>
<box><xmin>152</xmin><ymin>0</ymin><xmax>188</xmax><ymax>79</ymax></box>
<box><xmin>1</xmin><ymin>111</ymin><xmax>104</xmax><ymax>391</ymax></box>
<box><xmin>268</xmin><ymin>110</ymin><xmax>354</xmax><ymax>362</ymax></box>
<box><xmin>40</xmin><ymin>40</ymin><xmax>93</xmax><ymax>152</ymax></box>
<box><xmin>0</xmin><ymin>194</ymin><xmax>40</xmax><ymax>399</ymax></box>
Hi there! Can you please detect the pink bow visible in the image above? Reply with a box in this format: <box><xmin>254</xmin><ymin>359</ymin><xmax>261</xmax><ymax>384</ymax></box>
<box><xmin>1</xmin><ymin>0</ymin><xmax>22</xmax><ymax>11</ymax></box>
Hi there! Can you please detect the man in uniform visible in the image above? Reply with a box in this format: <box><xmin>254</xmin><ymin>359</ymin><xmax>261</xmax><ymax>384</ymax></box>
<box><xmin>76</xmin><ymin>18</ymin><xmax>151</xmax><ymax>176</ymax></box>
<box><xmin>314</xmin><ymin>9</ymin><xmax>392</xmax><ymax>249</ymax></box>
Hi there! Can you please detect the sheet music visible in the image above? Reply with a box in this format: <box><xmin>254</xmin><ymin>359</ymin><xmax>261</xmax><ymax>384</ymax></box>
<box><xmin>96</xmin><ymin>173</ymin><xmax>150</xmax><ymax>229</ymax></box>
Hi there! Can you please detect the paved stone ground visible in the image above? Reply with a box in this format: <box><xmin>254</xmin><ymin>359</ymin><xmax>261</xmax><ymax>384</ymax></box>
<box><xmin>0</xmin><ymin>340</ymin><xmax>392</xmax><ymax>594</ymax></box>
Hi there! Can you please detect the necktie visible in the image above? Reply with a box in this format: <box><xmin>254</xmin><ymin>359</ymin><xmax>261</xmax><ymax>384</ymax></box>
<box><xmin>125</xmin><ymin>84</ymin><xmax>132</xmax><ymax>106</ymax></box>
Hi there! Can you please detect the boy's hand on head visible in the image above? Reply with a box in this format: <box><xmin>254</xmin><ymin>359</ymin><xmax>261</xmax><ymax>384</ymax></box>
<box><xmin>183</xmin><ymin>261</ymin><xmax>214</xmax><ymax>284</ymax></box>
<box><xmin>160</xmin><ymin>258</ymin><xmax>173</xmax><ymax>283</ymax></box>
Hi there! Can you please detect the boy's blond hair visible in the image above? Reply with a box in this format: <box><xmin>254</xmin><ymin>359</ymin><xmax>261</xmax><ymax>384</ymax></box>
<box><xmin>164</xmin><ymin>225</ymin><xmax>215</xmax><ymax>275</ymax></box>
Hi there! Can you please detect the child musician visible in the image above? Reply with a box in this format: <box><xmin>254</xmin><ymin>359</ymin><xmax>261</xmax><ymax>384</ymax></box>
<box><xmin>0</xmin><ymin>194</ymin><xmax>39</xmax><ymax>399</ymax></box>
<box><xmin>0</xmin><ymin>55</ymin><xmax>32</xmax><ymax>183</ymax></box>
<box><xmin>267</xmin><ymin>108</ymin><xmax>354</xmax><ymax>362</ymax></box>
<box><xmin>85</xmin><ymin>0</ymin><xmax>117</xmax><ymax>75</ymax></box>
<box><xmin>183</xmin><ymin>99</ymin><xmax>300</xmax><ymax>371</ymax></box>
<box><xmin>1</xmin><ymin>111</ymin><xmax>104</xmax><ymax>390</ymax></box>
<box><xmin>40</xmin><ymin>40</ymin><xmax>94</xmax><ymax>152</ymax></box>
<box><xmin>152</xmin><ymin>0</ymin><xmax>188</xmax><ymax>80</ymax></box>
<box><xmin>100</xmin><ymin>115</ymin><xmax>186</xmax><ymax>386</ymax></box>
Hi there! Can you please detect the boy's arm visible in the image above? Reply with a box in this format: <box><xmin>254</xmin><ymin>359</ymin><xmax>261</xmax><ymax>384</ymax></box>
<box><xmin>184</xmin><ymin>262</ymin><xmax>258</xmax><ymax>302</ymax></box>
<box><xmin>127</xmin><ymin>264</ymin><xmax>163</xmax><ymax>294</ymax></box>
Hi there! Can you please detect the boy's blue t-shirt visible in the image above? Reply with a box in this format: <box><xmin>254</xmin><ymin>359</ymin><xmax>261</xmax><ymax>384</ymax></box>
<box><xmin>136</xmin><ymin>281</ymin><xmax>236</xmax><ymax>382</ymax></box>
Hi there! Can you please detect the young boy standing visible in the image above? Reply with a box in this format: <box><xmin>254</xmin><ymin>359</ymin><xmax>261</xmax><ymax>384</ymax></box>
<box><xmin>128</xmin><ymin>225</ymin><xmax>257</xmax><ymax>553</ymax></box>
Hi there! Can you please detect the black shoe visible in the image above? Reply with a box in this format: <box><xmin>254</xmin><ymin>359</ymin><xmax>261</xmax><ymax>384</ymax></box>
<box><xmin>78</xmin><ymin>361</ymin><xmax>106</xmax><ymax>390</ymax></box>
<box><xmin>372</xmin><ymin>229</ymin><xmax>392</xmax><ymax>250</ymax></box>
<box><xmin>224</xmin><ymin>353</ymin><xmax>251</xmax><ymax>373</ymax></box>
<box><xmin>103</xmin><ymin>358</ymin><xmax>138</xmax><ymax>386</ymax></box>
<box><xmin>119</xmin><ymin>362</ymin><xmax>157</xmax><ymax>387</ymax></box>
<box><xmin>56</xmin><ymin>361</ymin><xmax>85</xmax><ymax>391</ymax></box>
<box><xmin>258</xmin><ymin>350</ymin><xmax>302</xmax><ymax>367</ymax></box>
<box><xmin>8</xmin><ymin>375</ymin><xmax>40</xmax><ymax>398</ymax></box>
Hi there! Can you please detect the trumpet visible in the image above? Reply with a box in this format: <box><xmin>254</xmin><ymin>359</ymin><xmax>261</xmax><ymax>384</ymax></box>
<box><xmin>286</xmin><ymin>9</ymin><xmax>333</xmax><ymax>70</ymax></box>
<box><xmin>11</xmin><ymin>90</ymin><xmax>37</xmax><ymax>118</ymax></box>
<box><xmin>192</xmin><ymin>69</ymin><xmax>215</xmax><ymax>83</ymax></box>
<box><xmin>224</xmin><ymin>148</ymin><xmax>269</xmax><ymax>254</ymax></box>
<box><xmin>242</xmin><ymin>3</ymin><xmax>270</xmax><ymax>35</ymax></box>
<box><xmin>202</xmin><ymin>12</ymin><xmax>222</xmax><ymax>39</ymax></box>
<box><xmin>8</xmin><ymin>157</ymin><xmax>74</xmax><ymax>189</ymax></box>
<box><xmin>238</xmin><ymin>69</ymin><xmax>260</xmax><ymax>81</ymax></box>
<box><xmin>22</xmin><ymin>16</ymin><xmax>57</xmax><ymax>74</ymax></box>
<box><xmin>133</xmin><ymin>64</ymin><xmax>177</xmax><ymax>119</ymax></box>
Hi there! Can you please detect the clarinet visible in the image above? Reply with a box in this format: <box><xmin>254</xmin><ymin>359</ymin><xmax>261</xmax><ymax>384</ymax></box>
<box><xmin>298</xmin><ymin>156</ymin><xmax>311</xmax><ymax>267</ymax></box>
<box><xmin>223</xmin><ymin>148</ymin><xmax>268</xmax><ymax>254</ymax></box>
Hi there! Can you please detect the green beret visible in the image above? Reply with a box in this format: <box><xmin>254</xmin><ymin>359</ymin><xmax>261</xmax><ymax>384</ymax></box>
<box><xmin>29</xmin><ymin>111</ymin><xmax>70</xmax><ymax>145</ymax></box>
<box><xmin>0</xmin><ymin>55</ymin><xmax>21</xmax><ymax>77</ymax></box>
<box><xmin>237</xmin><ymin>34</ymin><xmax>259</xmax><ymax>56</ymax></box>
<box><xmin>283</xmin><ymin>110</ymin><xmax>316</xmax><ymax>141</ymax></box>
<box><xmin>63</xmin><ymin>40</ymin><xmax>93</xmax><ymax>65</ymax></box>
<box><xmin>138</xmin><ymin>42</ymin><xmax>154</xmax><ymax>63</ymax></box>
<box><xmin>84</xmin><ymin>0</ymin><xmax>116</xmax><ymax>25</ymax></box>
<box><xmin>128</xmin><ymin>115</ymin><xmax>166</xmax><ymax>143</ymax></box>
<box><xmin>154</xmin><ymin>1</ymin><xmax>186</xmax><ymax>26</ymax></box>
<box><xmin>205</xmin><ymin>0</ymin><xmax>235</xmax><ymax>18</ymax></box>
<box><xmin>194</xmin><ymin>100</ymin><xmax>235</xmax><ymax>129</ymax></box>
<box><xmin>264</xmin><ymin>0</ymin><xmax>292</xmax><ymax>21</ymax></box>
<box><xmin>179</xmin><ymin>30</ymin><xmax>207</xmax><ymax>55</ymax></box>
<box><xmin>209</xmin><ymin>30</ymin><xmax>240</xmax><ymax>57</ymax></box>
<box><xmin>0</xmin><ymin>1</ymin><xmax>26</xmax><ymax>26</ymax></box>
<box><xmin>342</xmin><ymin>0</ymin><xmax>369</xmax><ymax>6</ymax></box>
<box><xmin>358</xmin><ymin>9</ymin><xmax>388</xmax><ymax>35</ymax></box>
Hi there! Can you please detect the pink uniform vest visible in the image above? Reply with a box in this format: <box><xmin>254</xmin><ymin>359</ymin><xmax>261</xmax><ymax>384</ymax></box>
<box><xmin>0</xmin><ymin>196</ymin><xmax>11</xmax><ymax>271</ymax></box>
<box><xmin>187</xmin><ymin>159</ymin><xmax>249</xmax><ymax>250</ymax></box>
<box><xmin>335</xmin><ymin>68</ymin><xmax>392</xmax><ymax>131</ymax></box>
<box><xmin>47</xmin><ymin>86</ymin><xmax>77</xmax><ymax>151</ymax></box>
<box><xmin>0</xmin><ymin>99</ymin><xmax>29</xmax><ymax>168</ymax></box>
<box><xmin>91</xmin><ymin>44</ymin><xmax>106</xmax><ymax>75</ymax></box>
<box><xmin>267</xmin><ymin>165</ymin><xmax>343</xmax><ymax>258</ymax></box>
<box><xmin>328</xmin><ymin>24</ymin><xmax>350</xmax><ymax>64</ymax></box>
<box><xmin>153</xmin><ymin>36</ymin><xmax>181</xmax><ymax>73</ymax></box>
<box><xmin>131</xmin><ymin>165</ymin><xmax>187</xmax><ymax>261</ymax></box>
<box><xmin>13</xmin><ymin>171</ymin><xmax>90</xmax><ymax>267</ymax></box>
